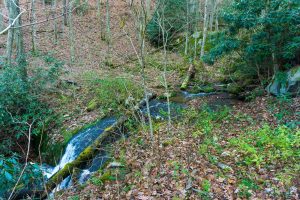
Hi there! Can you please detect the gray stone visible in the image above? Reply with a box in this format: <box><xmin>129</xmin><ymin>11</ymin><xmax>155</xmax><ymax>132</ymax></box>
<box><xmin>217</xmin><ymin>163</ymin><xmax>233</xmax><ymax>171</ymax></box>
<box><xmin>266</xmin><ymin>66</ymin><xmax>300</xmax><ymax>96</ymax></box>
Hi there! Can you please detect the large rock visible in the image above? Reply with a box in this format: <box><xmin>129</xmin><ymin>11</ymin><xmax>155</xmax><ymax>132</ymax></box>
<box><xmin>266</xmin><ymin>66</ymin><xmax>300</xmax><ymax>96</ymax></box>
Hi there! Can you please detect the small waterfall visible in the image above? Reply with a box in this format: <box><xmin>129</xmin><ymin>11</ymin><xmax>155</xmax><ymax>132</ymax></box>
<box><xmin>46</xmin><ymin>117</ymin><xmax>116</xmax><ymax>190</ymax></box>
<box><xmin>48</xmin><ymin>144</ymin><xmax>76</xmax><ymax>178</ymax></box>
<box><xmin>45</xmin><ymin>91</ymin><xmax>212</xmax><ymax>193</ymax></box>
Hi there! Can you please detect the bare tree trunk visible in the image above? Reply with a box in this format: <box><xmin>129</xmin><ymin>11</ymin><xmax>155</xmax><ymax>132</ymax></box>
<box><xmin>69</xmin><ymin>0</ymin><xmax>75</xmax><ymax>63</ymax></box>
<box><xmin>105</xmin><ymin>0</ymin><xmax>111</xmax><ymax>65</ymax></box>
<box><xmin>146</xmin><ymin>0</ymin><xmax>151</xmax><ymax>19</ymax></box>
<box><xmin>184</xmin><ymin>0</ymin><xmax>189</xmax><ymax>55</ymax></box>
<box><xmin>272</xmin><ymin>53</ymin><xmax>279</xmax><ymax>74</ymax></box>
<box><xmin>52</xmin><ymin>0</ymin><xmax>58</xmax><ymax>43</ymax></box>
<box><xmin>135</xmin><ymin>1</ymin><xmax>154</xmax><ymax>139</ymax></box>
<box><xmin>97</xmin><ymin>0</ymin><xmax>104</xmax><ymax>40</ymax></box>
<box><xmin>209</xmin><ymin>0</ymin><xmax>216</xmax><ymax>31</ymax></box>
<box><xmin>198</xmin><ymin>0</ymin><xmax>202</xmax><ymax>24</ymax></box>
<box><xmin>0</xmin><ymin>7</ymin><xmax>3</xmax><ymax>32</ymax></box>
<box><xmin>106</xmin><ymin>0</ymin><xmax>110</xmax><ymax>40</ymax></box>
<box><xmin>200</xmin><ymin>0</ymin><xmax>208</xmax><ymax>58</ymax></box>
<box><xmin>63</xmin><ymin>0</ymin><xmax>68</xmax><ymax>26</ymax></box>
<box><xmin>5</xmin><ymin>0</ymin><xmax>14</xmax><ymax>65</ymax></box>
<box><xmin>160</xmin><ymin>0</ymin><xmax>171</xmax><ymax>129</ymax></box>
<box><xmin>30</xmin><ymin>0</ymin><xmax>37</xmax><ymax>52</ymax></box>
<box><xmin>215</xmin><ymin>10</ymin><xmax>219</xmax><ymax>31</ymax></box>
<box><xmin>14</xmin><ymin>0</ymin><xmax>27</xmax><ymax>80</ymax></box>
<box><xmin>181</xmin><ymin>0</ymin><xmax>198</xmax><ymax>90</ymax></box>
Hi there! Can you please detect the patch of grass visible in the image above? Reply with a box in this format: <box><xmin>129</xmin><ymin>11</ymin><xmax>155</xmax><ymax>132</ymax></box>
<box><xmin>229</xmin><ymin>125</ymin><xmax>300</xmax><ymax>168</ymax></box>
<box><xmin>90</xmin><ymin>170</ymin><xmax>114</xmax><ymax>186</ymax></box>
<box><xmin>85</xmin><ymin>77</ymin><xmax>143</xmax><ymax>114</ymax></box>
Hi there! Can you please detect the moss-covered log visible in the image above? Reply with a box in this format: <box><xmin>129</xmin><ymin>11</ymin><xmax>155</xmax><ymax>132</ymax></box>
<box><xmin>42</xmin><ymin>93</ymin><xmax>156</xmax><ymax>198</ymax></box>
<box><xmin>181</xmin><ymin>64</ymin><xmax>196</xmax><ymax>90</ymax></box>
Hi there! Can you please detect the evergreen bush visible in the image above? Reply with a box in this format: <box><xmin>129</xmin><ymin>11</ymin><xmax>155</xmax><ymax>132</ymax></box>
<box><xmin>204</xmin><ymin>0</ymin><xmax>300</xmax><ymax>79</ymax></box>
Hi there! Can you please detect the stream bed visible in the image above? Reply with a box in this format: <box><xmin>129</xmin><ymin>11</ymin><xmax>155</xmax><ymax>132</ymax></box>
<box><xmin>44</xmin><ymin>90</ymin><xmax>225</xmax><ymax>194</ymax></box>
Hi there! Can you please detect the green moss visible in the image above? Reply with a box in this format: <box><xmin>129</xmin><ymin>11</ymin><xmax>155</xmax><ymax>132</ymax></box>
<box><xmin>202</xmin><ymin>85</ymin><xmax>215</xmax><ymax>93</ymax></box>
<box><xmin>59</xmin><ymin>94</ymin><xmax>71</xmax><ymax>104</ymax></box>
<box><xmin>100</xmin><ymin>171</ymin><xmax>113</xmax><ymax>182</ymax></box>
<box><xmin>162</xmin><ymin>138</ymin><xmax>175</xmax><ymax>147</ymax></box>
<box><xmin>227</xmin><ymin>83</ymin><xmax>243</xmax><ymax>94</ymax></box>
<box><xmin>87</xmin><ymin>98</ymin><xmax>99</xmax><ymax>112</ymax></box>
<box><xmin>189</xmin><ymin>85</ymin><xmax>215</xmax><ymax>93</ymax></box>
<box><xmin>86</xmin><ymin>77</ymin><xmax>143</xmax><ymax>113</ymax></box>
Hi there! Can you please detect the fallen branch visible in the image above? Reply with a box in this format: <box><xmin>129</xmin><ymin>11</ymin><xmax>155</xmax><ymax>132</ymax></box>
<box><xmin>180</xmin><ymin>63</ymin><xmax>196</xmax><ymax>90</ymax></box>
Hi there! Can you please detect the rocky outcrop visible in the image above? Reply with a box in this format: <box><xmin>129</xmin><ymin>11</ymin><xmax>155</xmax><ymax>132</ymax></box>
<box><xmin>266</xmin><ymin>66</ymin><xmax>300</xmax><ymax>96</ymax></box>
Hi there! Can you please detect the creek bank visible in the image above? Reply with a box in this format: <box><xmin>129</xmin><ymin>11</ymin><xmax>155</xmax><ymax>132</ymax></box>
<box><xmin>15</xmin><ymin>90</ymin><xmax>239</xmax><ymax>199</ymax></box>
<box><xmin>44</xmin><ymin>90</ymin><xmax>218</xmax><ymax>193</ymax></box>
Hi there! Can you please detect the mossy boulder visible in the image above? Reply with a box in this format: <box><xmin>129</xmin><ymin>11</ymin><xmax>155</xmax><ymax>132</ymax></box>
<box><xmin>266</xmin><ymin>66</ymin><xmax>300</xmax><ymax>96</ymax></box>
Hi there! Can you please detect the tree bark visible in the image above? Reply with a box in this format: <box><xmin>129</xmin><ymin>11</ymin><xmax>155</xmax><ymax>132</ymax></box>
<box><xmin>200</xmin><ymin>0</ymin><xmax>208</xmax><ymax>58</ymax></box>
<box><xmin>184</xmin><ymin>0</ymin><xmax>189</xmax><ymax>55</ymax></box>
<box><xmin>30</xmin><ymin>0</ymin><xmax>37</xmax><ymax>52</ymax></box>
<box><xmin>97</xmin><ymin>0</ymin><xmax>104</xmax><ymax>39</ymax></box>
<box><xmin>209</xmin><ymin>0</ymin><xmax>216</xmax><ymax>31</ymax></box>
<box><xmin>62</xmin><ymin>0</ymin><xmax>68</xmax><ymax>26</ymax></box>
<box><xmin>0</xmin><ymin>7</ymin><xmax>3</xmax><ymax>32</ymax></box>
<box><xmin>5</xmin><ymin>0</ymin><xmax>15</xmax><ymax>65</ymax></box>
<box><xmin>105</xmin><ymin>0</ymin><xmax>111</xmax><ymax>64</ymax></box>
<box><xmin>15</xmin><ymin>0</ymin><xmax>27</xmax><ymax>80</ymax></box>
<box><xmin>68</xmin><ymin>1</ymin><xmax>75</xmax><ymax>63</ymax></box>
<box><xmin>51</xmin><ymin>0</ymin><xmax>58</xmax><ymax>43</ymax></box>
<box><xmin>146</xmin><ymin>0</ymin><xmax>151</xmax><ymax>19</ymax></box>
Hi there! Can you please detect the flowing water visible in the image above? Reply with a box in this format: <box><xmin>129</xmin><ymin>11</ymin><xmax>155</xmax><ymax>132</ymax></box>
<box><xmin>47</xmin><ymin>117</ymin><xmax>116</xmax><ymax>191</ymax></box>
<box><xmin>45</xmin><ymin>91</ymin><xmax>215</xmax><ymax>192</ymax></box>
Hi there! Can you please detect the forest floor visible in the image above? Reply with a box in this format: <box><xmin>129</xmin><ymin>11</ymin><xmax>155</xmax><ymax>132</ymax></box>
<box><xmin>1</xmin><ymin>1</ymin><xmax>299</xmax><ymax>199</ymax></box>
<box><xmin>56</xmin><ymin>95</ymin><xmax>299</xmax><ymax>200</ymax></box>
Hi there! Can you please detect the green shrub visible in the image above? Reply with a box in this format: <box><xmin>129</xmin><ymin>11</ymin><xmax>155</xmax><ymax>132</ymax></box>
<box><xmin>0</xmin><ymin>155</ymin><xmax>43</xmax><ymax>197</ymax></box>
<box><xmin>204</xmin><ymin>0</ymin><xmax>300</xmax><ymax>78</ymax></box>
<box><xmin>0</xmin><ymin>53</ymin><xmax>62</xmax><ymax>193</ymax></box>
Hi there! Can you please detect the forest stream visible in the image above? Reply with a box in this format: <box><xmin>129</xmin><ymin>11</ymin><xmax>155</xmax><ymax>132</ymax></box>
<box><xmin>43</xmin><ymin>90</ymin><xmax>236</xmax><ymax>195</ymax></box>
